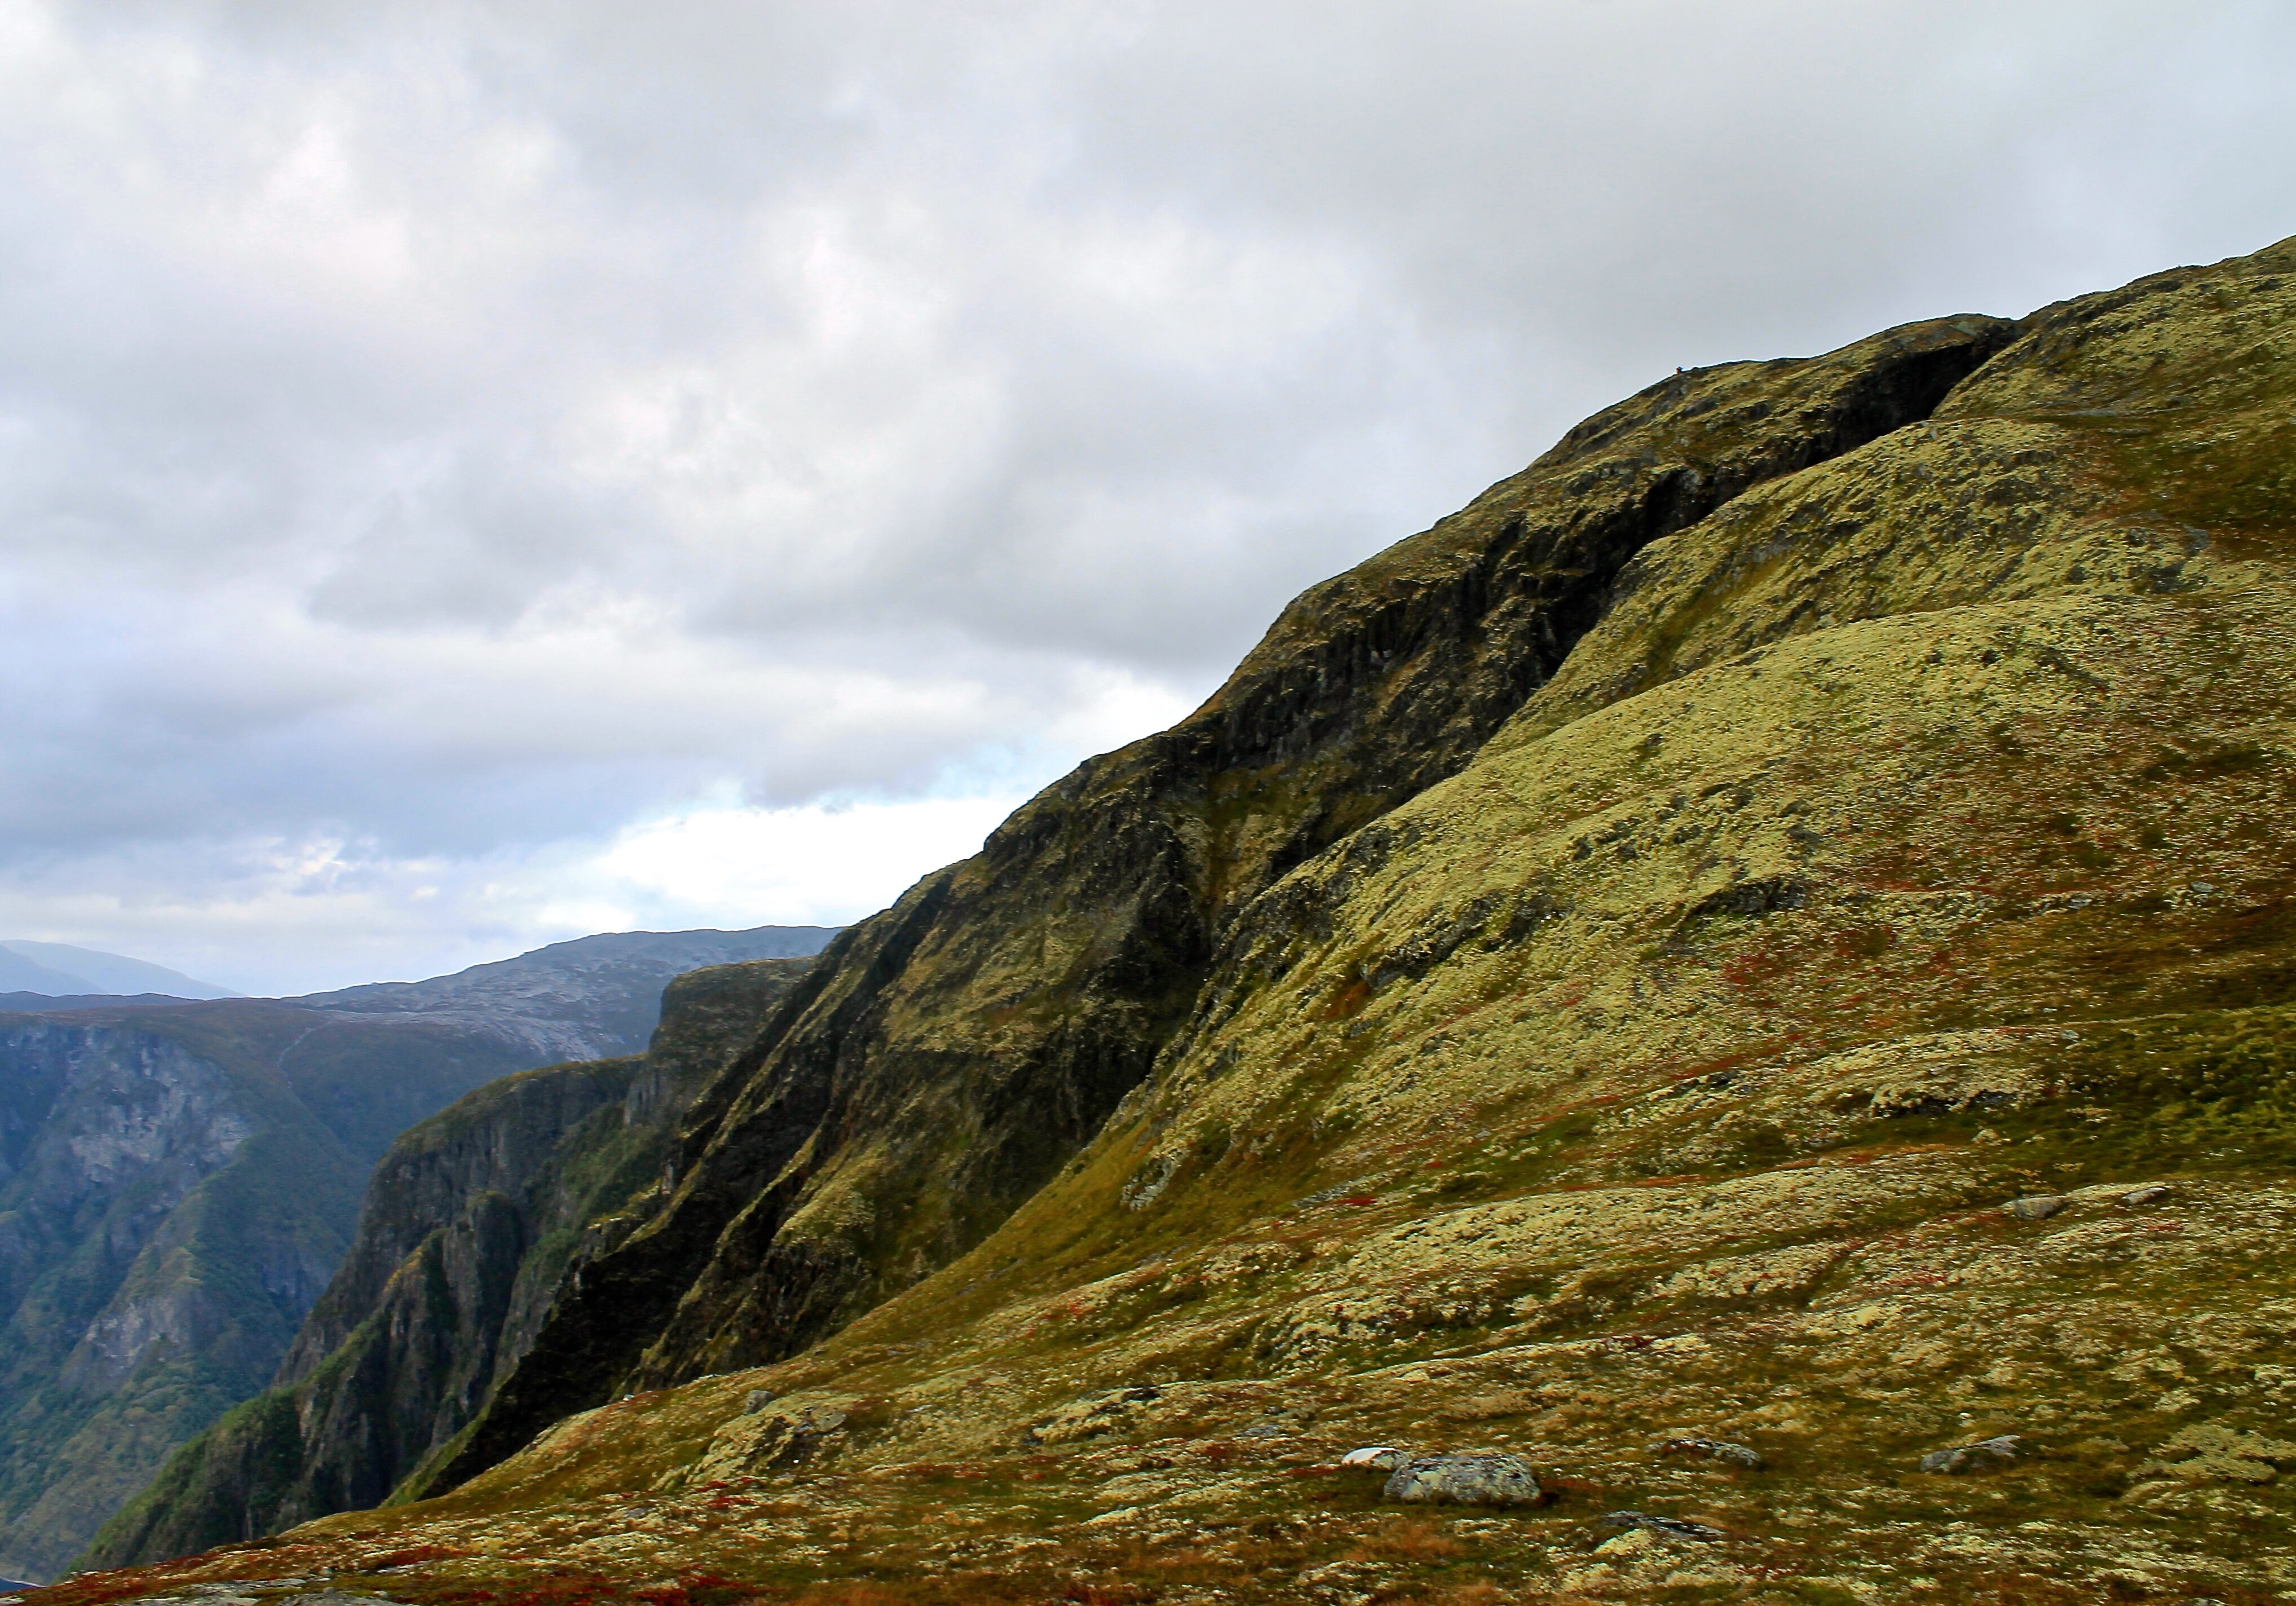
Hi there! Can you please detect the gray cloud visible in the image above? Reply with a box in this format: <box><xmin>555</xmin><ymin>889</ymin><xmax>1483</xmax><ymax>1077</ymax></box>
<box><xmin>1</xmin><ymin>0</ymin><xmax>2289</xmax><ymax>991</ymax></box>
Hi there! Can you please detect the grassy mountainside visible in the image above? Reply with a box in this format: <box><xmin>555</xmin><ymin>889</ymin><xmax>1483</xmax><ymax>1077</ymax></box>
<box><xmin>420</xmin><ymin>312</ymin><xmax>2012</xmax><ymax>1504</ymax></box>
<box><xmin>30</xmin><ymin>236</ymin><xmax>2296</xmax><ymax>1604</ymax></box>
<box><xmin>82</xmin><ymin>959</ymin><xmax>818</xmax><ymax>1573</ymax></box>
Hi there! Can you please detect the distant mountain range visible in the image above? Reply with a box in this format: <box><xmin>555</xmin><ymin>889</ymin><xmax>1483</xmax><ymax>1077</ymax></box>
<box><xmin>0</xmin><ymin>924</ymin><xmax>835</xmax><ymax>1585</ymax></box>
<box><xmin>0</xmin><ymin>943</ymin><xmax>236</xmax><ymax>1001</ymax></box>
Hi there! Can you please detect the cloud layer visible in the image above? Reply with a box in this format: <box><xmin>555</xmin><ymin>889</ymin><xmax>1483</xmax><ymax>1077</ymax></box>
<box><xmin>1</xmin><ymin>0</ymin><xmax>2289</xmax><ymax>992</ymax></box>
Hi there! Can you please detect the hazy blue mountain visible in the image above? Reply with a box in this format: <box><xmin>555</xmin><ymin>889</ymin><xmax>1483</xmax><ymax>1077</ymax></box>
<box><xmin>0</xmin><ymin>944</ymin><xmax>237</xmax><ymax>1001</ymax></box>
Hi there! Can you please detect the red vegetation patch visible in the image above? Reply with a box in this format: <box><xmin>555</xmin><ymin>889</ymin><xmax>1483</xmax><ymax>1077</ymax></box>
<box><xmin>363</xmin><ymin>1546</ymin><xmax>472</xmax><ymax>1569</ymax></box>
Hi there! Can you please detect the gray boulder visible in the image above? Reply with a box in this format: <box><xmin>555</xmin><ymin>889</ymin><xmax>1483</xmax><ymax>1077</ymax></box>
<box><xmin>1653</xmin><ymin>1436</ymin><xmax>1763</xmax><ymax>1470</ymax></box>
<box><xmin>1920</xmin><ymin>1435</ymin><xmax>2021</xmax><ymax>1474</ymax></box>
<box><xmin>1598</xmin><ymin>1510</ymin><xmax>1724</xmax><ymax>1541</ymax></box>
<box><xmin>1382</xmin><ymin>1452</ymin><xmax>1540</xmax><ymax>1506</ymax></box>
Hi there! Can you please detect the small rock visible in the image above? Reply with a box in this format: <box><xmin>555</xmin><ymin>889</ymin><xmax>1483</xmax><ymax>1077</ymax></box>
<box><xmin>1383</xmin><ymin>1452</ymin><xmax>1540</xmax><ymax>1506</ymax></box>
<box><xmin>1236</xmin><ymin>1421</ymin><xmax>1288</xmax><ymax>1439</ymax></box>
<box><xmin>2005</xmin><ymin>1195</ymin><xmax>2065</xmax><ymax>1221</ymax></box>
<box><xmin>1920</xmin><ymin>1434</ymin><xmax>2022</xmax><ymax>1474</ymax></box>
<box><xmin>1653</xmin><ymin>1436</ymin><xmax>1763</xmax><ymax>1470</ymax></box>
<box><xmin>1340</xmin><ymin>1445</ymin><xmax>1407</xmax><ymax>1470</ymax></box>
<box><xmin>2120</xmin><ymin>1184</ymin><xmax>2171</xmax><ymax>1208</ymax></box>
<box><xmin>1596</xmin><ymin>1510</ymin><xmax>1724</xmax><ymax>1541</ymax></box>
<box><xmin>743</xmin><ymin>1388</ymin><xmax>778</xmax><ymax>1413</ymax></box>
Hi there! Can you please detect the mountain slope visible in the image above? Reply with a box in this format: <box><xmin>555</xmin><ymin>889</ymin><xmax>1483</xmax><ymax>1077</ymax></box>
<box><xmin>43</xmin><ymin>236</ymin><xmax>2296</xmax><ymax>1604</ymax></box>
<box><xmin>82</xmin><ymin>958</ymin><xmax>817</xmax><ymax>1570</ymax></box>
<box><xmin>421</xmin><ymin>312</ymin><xmax>2012</xmax><ymax>1499</ymax></box>
<box><xmin>0</xmin><ymin>927</ymin><xmax>833</xmax><ymax>1583</ymax></box>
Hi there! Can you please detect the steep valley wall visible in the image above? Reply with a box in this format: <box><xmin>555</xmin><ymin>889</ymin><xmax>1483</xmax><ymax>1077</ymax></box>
<box><xmin>82</xmin><ymin>959</ymin><xmax>815</xmax><ymax>1570</ymax></box>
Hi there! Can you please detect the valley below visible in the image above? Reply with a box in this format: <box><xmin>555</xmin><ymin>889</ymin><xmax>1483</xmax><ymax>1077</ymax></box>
<box><xmin>0</xmin><ymin>929</ymin><xmax>833</xmax><ymax>1584</ymax></box>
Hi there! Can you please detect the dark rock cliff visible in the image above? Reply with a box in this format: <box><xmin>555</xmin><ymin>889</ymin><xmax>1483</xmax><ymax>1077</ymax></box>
<box><xmin>82</xmin><ymin>958</ymin><xmax>815</xmax><ymax>1570</ymax></box>
<box><xmin>426</xmin><ymin>312</ymin><xmax>2017</xmax><ymax>1495</ymax></box>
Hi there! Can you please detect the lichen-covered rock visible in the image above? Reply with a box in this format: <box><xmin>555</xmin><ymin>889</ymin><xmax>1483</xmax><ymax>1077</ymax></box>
<box><xmin>1029</xmin><ymin>1386</ymin><xmax>1163</xmax><ymax>1445</ymax></box>
<box><xmin>685</xmin><ymin>1392</ymin><xmax>858</xmax><ymax>1484</ymax></box>
<box><xmin>1596</xmin><ymin>1511</ymin><xmax>1726</xmax><ymax>1542</ymax></box>
<box><xmin>1654</xmin><ymin>1437</ymin><xmax>1764</xmax><ymax>1470</ymax></box>
<box><xmin>2139</xmin><ymin>1423</ymin><xmax>2296</xmax><ymax>1485</ymax></box>
<box><xmin>1920</xmin><ymin>1435</ymin><xmax>2023</xmax><ymax>1474</ymax></box>
<box><xmin>1381</xmin><ymin>1453</ymin><xmax>1540</xmax><ymax>1506</ymax></box>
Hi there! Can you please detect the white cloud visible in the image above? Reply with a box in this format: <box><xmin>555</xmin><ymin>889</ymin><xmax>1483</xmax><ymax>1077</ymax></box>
<box><xmin>0</xmin><ymin>0</ymin><xmax>2290</xmax><ymax>991</ymax></box>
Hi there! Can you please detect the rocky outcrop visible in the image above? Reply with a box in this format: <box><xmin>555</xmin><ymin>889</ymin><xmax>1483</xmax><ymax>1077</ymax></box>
<box><xmin>426</xmin><ymin>313</ymin><xmax>2016</xmax><ymax>1495</ymax></box>
<box><xmin>81</xmin><ymin>958</ymin><xmax>815</xmax><ymax>1570</ymax></box>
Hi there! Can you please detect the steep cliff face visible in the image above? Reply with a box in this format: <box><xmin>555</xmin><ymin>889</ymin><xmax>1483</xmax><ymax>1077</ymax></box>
<box><xmin>48</xmin><ymin>235</ymin><xmax>2293</xmax><ymax>1605</ymax></box>
<box><xmin>0</xmin><ymin>928</ymin><xmax>833</xmax><ymax>1583</ymax></box>
<box><xmin>0</xmin><ymin>1018</ymin><xmax>361</xmax><ymax>1586</ymax></box>
<box><xmin>82</xmin><ymin>959</ymin><xmax>815</xmax><ymax>1570</ymax></box>
<box><xmin>426</xmin><ymin>315</ymin><xmax>2017</xmax><ymax>1498</ymax></box>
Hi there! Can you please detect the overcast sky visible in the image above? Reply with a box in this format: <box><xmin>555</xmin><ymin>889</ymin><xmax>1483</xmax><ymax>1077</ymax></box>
<box><xmin>0</xmin><ymin>0</ymin><xmax>2288</xmax><ymax>994</ymax></box>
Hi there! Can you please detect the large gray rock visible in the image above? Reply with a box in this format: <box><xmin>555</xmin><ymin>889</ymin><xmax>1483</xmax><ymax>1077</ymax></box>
<box><xmin>1382</xmin><ymin>1453</ymin><xmax>1540</xmax><ymax>1506</ymax></box>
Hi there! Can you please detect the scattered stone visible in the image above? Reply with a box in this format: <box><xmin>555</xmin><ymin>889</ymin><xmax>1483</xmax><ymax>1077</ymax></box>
<box><xmin>2005</xmin><ymin>1195</ymin><xmax>2065</xmax><ymax>1221</ymax></box>
<box><xmin>743</xmin><ymin>1388</ymin><xmax>777</xmax><ymax>1413</ymax></box>
<box><xmin>1381</xmin><ymin>1452</ymin><xmax>1540</xmax><ymax>1506</ymax></box>
<box><xmin>1340</xmin><ymin>1445</ymin><xmax>1407</xmax><ymax>1470</ymax></box>
<box><xmin>2120</xmin><ymin>1184</ymin><xmax>2172</xmax><ymax>1208</ymax></box>
<box><xmin>1653</xmin><ymin>1436</ymin><xmax>1763</xmax><ymax>1470</ymax></box>
<box><xmin>1920</xmin><ymin>1435</ymin><xmax>2022</xmax><ymax>1474</ymax></box>
<box><xmin>1030</xmin><ymin>1385</ymin><xmax>1163</xmax><ymax>1444</ymax></box>
<box><xmin>1235</xmin><ymin>1421</ymin><xmax>1288</xmax><ymax>1439</ymax></box>
<box><xmin>1596</xmin><ymin>1510</ymin><xmax>1724</xmax><ymax>1541</ymax></box>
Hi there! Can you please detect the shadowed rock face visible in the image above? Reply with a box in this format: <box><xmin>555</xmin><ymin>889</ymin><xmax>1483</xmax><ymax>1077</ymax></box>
<box><xmin>78</xmin><ymin>959</ymin><xmax>816</xmax><ymax>1573</ymax></box>
<box><xmin>427</xmin><ymin>312</ymin><xmax>2016</xmax><ymax>1494</ymax></box>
